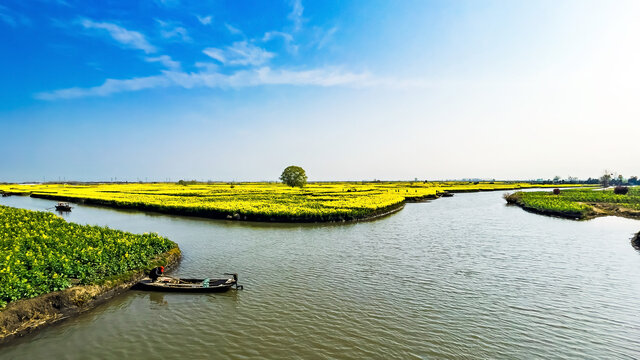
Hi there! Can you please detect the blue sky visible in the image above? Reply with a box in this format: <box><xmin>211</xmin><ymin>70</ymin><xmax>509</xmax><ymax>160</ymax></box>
<box><xmin>1</xmin><ymin>0</ymin><xmax>639</xmax><ymax>182</ymax></box>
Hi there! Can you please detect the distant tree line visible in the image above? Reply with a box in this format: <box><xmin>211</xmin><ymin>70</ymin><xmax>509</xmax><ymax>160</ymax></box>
<box><xmin>529</xmin><ymin>172</ymin><xmax>638</xmax><ymax>187</ymax></box>
<box><xmin>598</xmin><ymin>170</ymin><xmax>638</xmax><ymax>187</ymax></box>
<box><xmin>177</xmin><ymin>179</ymin><xmax>199</xmax><ymax>186</ymax></box>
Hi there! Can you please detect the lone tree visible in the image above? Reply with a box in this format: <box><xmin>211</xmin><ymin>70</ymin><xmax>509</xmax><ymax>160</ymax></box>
<box><xmin>280</xmin><ymin>165</ymin><xmax>308</xmax><ymax>187</ymax></box>
<box><xmin>600</xmin><ymin>170</ymin><xmax>613</xmax><ymax>188</ymax></box>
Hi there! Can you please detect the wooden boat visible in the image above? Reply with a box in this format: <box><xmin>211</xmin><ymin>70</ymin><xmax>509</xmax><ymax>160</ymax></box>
<box><xmin>134</xmin><ymin>273</ymin><xmax>243</xmax><ymax>293</ymax></box>
<box><xmin>55</xmin><ymin>202</ymin><xmax>72</xmax><ymax>211</ymax></box>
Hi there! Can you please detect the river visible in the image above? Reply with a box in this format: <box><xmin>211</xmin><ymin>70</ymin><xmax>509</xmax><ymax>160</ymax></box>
<box><xmin>1</xmin><ymin>191</ymin><xmax>639</xmax><ymax>359</ymax></box>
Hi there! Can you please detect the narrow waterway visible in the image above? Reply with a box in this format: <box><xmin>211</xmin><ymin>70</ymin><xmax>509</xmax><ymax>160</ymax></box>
<box><xmin>1</xmin><ymin>192</ymin><xmax>639</xmax><ymax>359</ymax></box>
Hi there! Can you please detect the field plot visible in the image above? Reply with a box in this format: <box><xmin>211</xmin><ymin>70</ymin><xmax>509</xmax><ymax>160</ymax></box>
<box><xmin>505</xmin><ymin>187</ymin><xmax>640</xmax><ymax>220</ymax></box>
<box><xmin>0</xmin><ymin>205</ymin><xmax>176</xmax><ymax>307</ymax></box>
<box><xmin>1</xmin><ymin>182</ymin><xmax>584</xmax><ymax>222</ymax></box>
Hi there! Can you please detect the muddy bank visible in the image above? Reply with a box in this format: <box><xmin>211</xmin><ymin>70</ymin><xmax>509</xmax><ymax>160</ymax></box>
<box><xmin>589</xmin><ymin>203</ymin><xmax>640</xmax><ymax>220</ymax></box>
<box><xmin>513</xmin><ymin>205</ymin><xmax>587</xmax><ymax>220</ymax></box>
<box><xmin>0</xmin><ymin>247</ymin><xmax>181</xmax><ymax>345</ymax></box>
<box><xmin>505</xmin><ymin>200</ymin><xmax>589</xmax><ymax>220</ymax></box>
<box><xmin>404</xmin><ymin>194</ymin><xmax>439</xmax><ymax>202</ymax></box>
<box><xmin>354</xmin><ymin>202</ymin><xmax>405</xmax><ymax>222</ymax></box>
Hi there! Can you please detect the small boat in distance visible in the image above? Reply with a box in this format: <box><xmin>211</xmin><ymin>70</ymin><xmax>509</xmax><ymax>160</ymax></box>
<box><xmin>55</xmin><ymin>202</ymin><xmax>72</xmax><ymax>211</ymax></box>
<box><xmin>134</xmin><ymin>273</ymin><xmax>243</xmax><ymax>293</ymax></box>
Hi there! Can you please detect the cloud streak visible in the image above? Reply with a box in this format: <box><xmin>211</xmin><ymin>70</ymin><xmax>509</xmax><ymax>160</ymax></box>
<box><xmin>197</xmin><ymin>15</ymin><xmax>212</xmax><ymax>25</ymax></box>
<box><xmin>156</xmin><ymin>19</ymin><xmax>191</xmax><ymax>42</ymax></box>
<box><xmin>203</xmin><ymin>41</ymin><xmax>275</xmax><ymax>66</ymax></box>
<box><xmin>34</xmin><ymin>66</ymin><xmax>414</xmax><ymax>100</ymax></box>
<box><xmin>317</xmin><ymin>26</ymin><xmax>338</xmax><ymax>49</ymax></box>
<box><xmin>263</xmin><ymin>31</ymin><xmax>298</xmax><ymax>54</ymax></box>
<box><xmin>145</xmin><ymin>55</ymin><xmax>181</xmax><ymax>70</ymax></box>
<box><xmin>288</xmin><ymin>0</ymin><xmax>304</xmax><ymax>31</ymax></box>
<box><xmin>35</xmin><ymin>75</ymin><xmax>171</xmax><ymax>100</ymax></box>
<box><xmin>81</xmin><ymin>19</ymin><xmax>156</xmax><ymax>53</ymax></box>
<box><xmin>225</xmin><ymin>23</ymin><xmax>242</xmax><ymax>35</ymax></box>
<box><xmin>161</xmin><ymin>26</ymin><xmax>190</xmax><ymax>42</ymax></box>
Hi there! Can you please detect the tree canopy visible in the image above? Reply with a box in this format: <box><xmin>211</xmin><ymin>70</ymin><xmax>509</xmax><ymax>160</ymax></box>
<box><xmin>600</xmin><ymin>171</ymin><xmax>612</xmax><ymax>187</ymax></box>
<box><xmin>280</xmin><ymin>166</ymin><xmax>308</xmax><ymax>187</ymax></box>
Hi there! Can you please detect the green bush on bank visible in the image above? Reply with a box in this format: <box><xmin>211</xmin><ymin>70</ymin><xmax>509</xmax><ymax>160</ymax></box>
<box><xmin>0</xmin><ymin>205</ymin><xmax>175</xmax><ymax>308</ymax></box>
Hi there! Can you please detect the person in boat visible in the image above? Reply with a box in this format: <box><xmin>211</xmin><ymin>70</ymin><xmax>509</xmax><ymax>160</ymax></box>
<box><xmin>149</xmin><ymin>266</ymin><xmax>164</xmax><ymax>282</ymax></box>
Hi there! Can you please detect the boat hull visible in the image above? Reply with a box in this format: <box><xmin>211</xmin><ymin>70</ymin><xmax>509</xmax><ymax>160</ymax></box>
<box><xmin>133</xmin><ymin>278</ymin><xmax>236</xmax><ymax>293</ymax></box>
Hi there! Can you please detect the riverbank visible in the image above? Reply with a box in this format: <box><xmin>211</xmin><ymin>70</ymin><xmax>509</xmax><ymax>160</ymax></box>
<box><xmin>0</xmin><ymin>205</ymin><xmax>181</xmax><ymax>344</ymax></box>
<box><xmin>504</xmin><ymin>187</ymin><xmax>640</xmax><ymax>220</ymax></box>
<box><xmin>0</xmin><ymin>247</ymin><xmax>180</xmax><ymax>344</ymax></box>
<box><xmin>0</xmin><ymin>182</ymin><xmax>588</xmax><ymax>223</ymax></box>
<box><xmin>28</xmin><ymin>192</ymin><xmax>408</xmax><ymax>223</ymax></box>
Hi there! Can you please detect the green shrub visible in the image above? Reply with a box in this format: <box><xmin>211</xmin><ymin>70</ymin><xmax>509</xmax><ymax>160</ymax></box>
<box><xmin>0</xmin><ymin>206</ymin><xmax>175</xmax><ymax>306</ymax></box>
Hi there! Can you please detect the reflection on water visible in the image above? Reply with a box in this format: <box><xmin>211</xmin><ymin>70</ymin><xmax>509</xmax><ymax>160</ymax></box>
<box><xmin>55</xmin><ymin>210</ymin><xmax>71</xmax><ymax>217</ymax></box>
<box><xmin>148</xmin><ymin>293</ymin><xmax>168</xmax><ymax>307</ymax></box>
<box><xmin>1</xmin><ymin>193</ymin><xmax>639</xmax><ymax>359</ymax></box>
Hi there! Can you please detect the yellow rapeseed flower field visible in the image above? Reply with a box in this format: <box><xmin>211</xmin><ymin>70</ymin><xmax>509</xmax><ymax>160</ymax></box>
<box><xmin>0</xmin><ymin>181</ymin><xmax>584</xmax><ymax>222</ymax></box>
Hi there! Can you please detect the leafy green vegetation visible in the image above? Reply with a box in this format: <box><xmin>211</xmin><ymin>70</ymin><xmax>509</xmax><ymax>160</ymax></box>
<box><xmin>280</xmin><ymin>165</ymin><xmax>308</xmax><ymax>188</ymax></box>
<box><xmin>505</xmin><ymin>187</ymin><xmax>640</xmax><ymax>219</ymax></box>
<box><xmin>0</xmin><ymin>205</ymin><xmax>176</xmax><ymax>308</ymax></box>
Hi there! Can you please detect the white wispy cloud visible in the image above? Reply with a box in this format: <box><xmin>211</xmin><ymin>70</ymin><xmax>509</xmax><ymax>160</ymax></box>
<box><xmin>34</xmin><ymin>66</ymin><xmax>401</xmax><ymax>100</ymax></box>
<box><xmin>145</xmin><ymin>55</ymin><xmax>181</xmax><ymax>70</ymax></box>
<box><xmin>203</xmin><ymin>41</ymin><xmax>275</xmax><ymax>66</ymax></box>
<box><xmin>243</xmin><ymin>67</ymin><xmax>372</xmax><ymax>87</ymax></box>
<box><xmin>202</xmin><ymin>48</ymin><xmax>226</xmax><ymax>63</ymax></box>
<box><xmin>161</xmin><ymin>26</ymin><xmax>190</xmax><ymax>42</ymax></box>
<box><xmin>34</xmin><ymin>0</ymin><xmax>420</xmax><ymax>102</ymax></box>
<box><xmin>263</xmin><ymin>31</ymin><xmax>298</xmax><ymax>54</ymax></box>
<box><xmin>161</xmin><ymin>67</ymin><xmax>372</xmax><ymax>89</ymax></box>
<box><xmin>35</xmin><ymin>75</ymin><xmax>171</xmax><ymax>100</ymax></box>
<box><xmin>156</xmin><ymin>19</ymin><xmax>191</xmax><ymax>42</ymax></box>
<box><xmin>197</xmin><ymin>15</ymin><xmax>212</xmax><ymax>25</ymax></box>
<box><xmin>263</xmin><ymin>31</ymin><xmax>294</xmax><ymax>43</ymax></box>
<box><xmin>81</xmin><ymin>19</ymin><xmax>156</xmax><ymax>53</ymax></box>
<box><xmin>194</xmin><ymin>62</ymin><xmax>220</xmax><ymax>72</ymax></box>
<box><xmin>225</xmin><ymin>23</ymin><xmax>242</xmax><ymax>35</ymax></box>
<box><xmin>317</xmin><ymin>26</ymin><xmax>338</xmax><ymax>49</ymax></box>
<box><xmin>288</xmin><ymin>0</ymin><xmax>304</xmax><ymax>32</ymax></box>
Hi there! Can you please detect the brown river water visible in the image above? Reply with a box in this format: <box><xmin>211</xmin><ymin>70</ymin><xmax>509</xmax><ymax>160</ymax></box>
<box><xmin>0</xmin><ymin>191</ymin><xmax>639</xmax><ymax>359</ymax></box>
